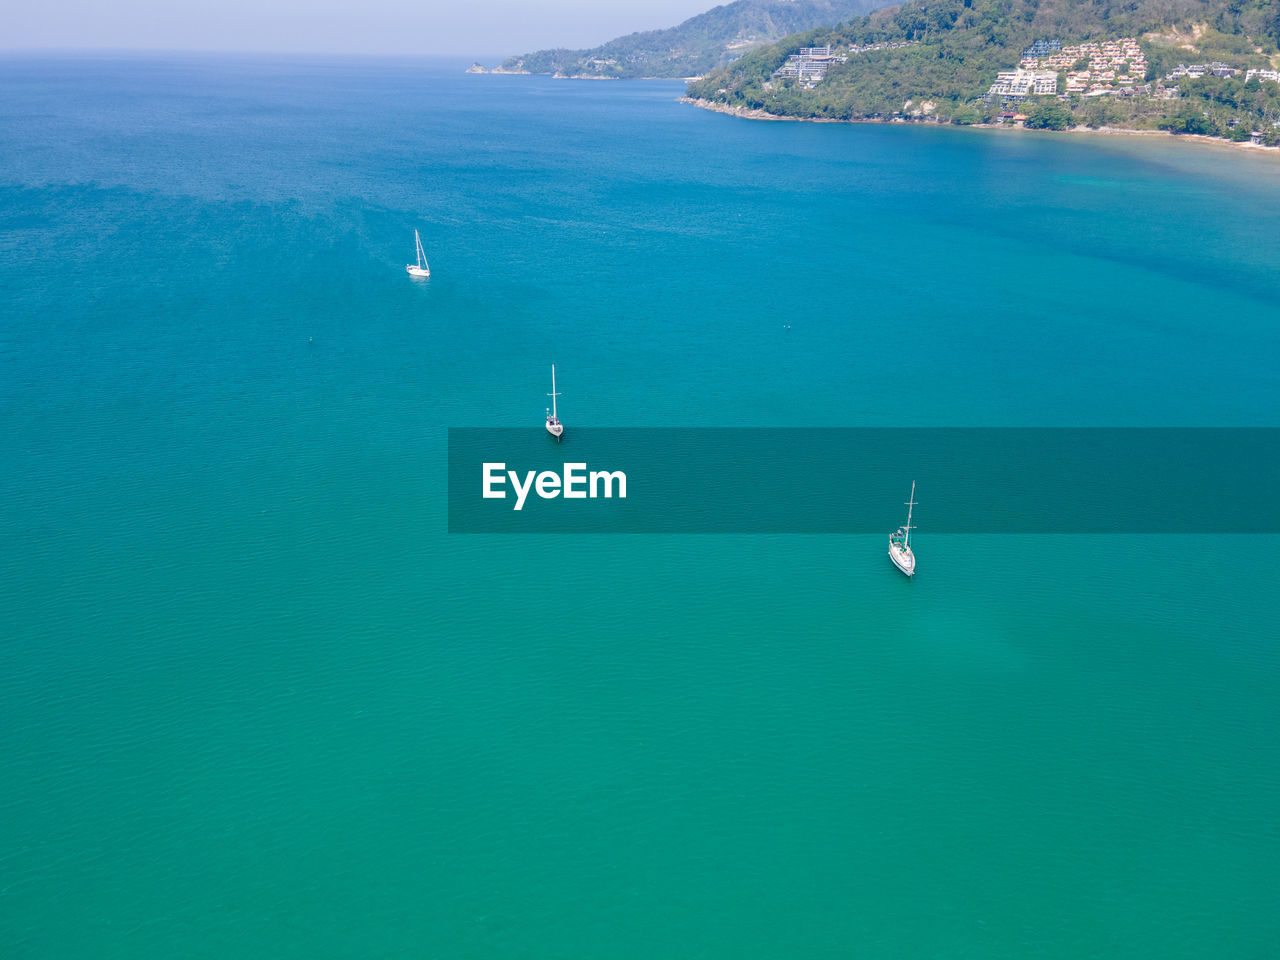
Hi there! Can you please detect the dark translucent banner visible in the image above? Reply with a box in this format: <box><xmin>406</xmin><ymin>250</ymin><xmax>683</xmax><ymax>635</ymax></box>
<box><xmin>447</xmin><ymin>428</ymin><xmax>1279</xmax><ymax>533</ymax></box>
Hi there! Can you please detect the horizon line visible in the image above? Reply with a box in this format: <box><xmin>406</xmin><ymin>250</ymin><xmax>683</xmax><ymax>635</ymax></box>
<box><xmin>0</xmin><ymin>46</ymin><xmax>515</xmax><ymax>61</ymax></box>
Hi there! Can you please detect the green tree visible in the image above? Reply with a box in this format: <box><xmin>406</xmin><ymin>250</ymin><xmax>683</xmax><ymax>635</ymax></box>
<box><xmin>1227</xmin><ymin>120</ymin><xmax>1254</xmax><ymax>140</ymax></box>
<box><xmin>1024</xmin><ymin>100</ymin><xmax>1075</xmax><ymax>129</ymax></box>
<box><xmin>1083</xmin><ymin>98</ymin><xmax>1123</xmax><ymax>127</ymax></box>
<box><xmin>1159</xmin><ymin>104</ymin><xmax>1221</xmax><ymax>135</ymax></box>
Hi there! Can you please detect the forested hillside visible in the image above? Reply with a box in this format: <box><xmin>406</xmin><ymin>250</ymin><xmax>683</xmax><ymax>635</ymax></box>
<box><xmin>685</xmin><ymin>0</ymin><xmax>1280</xmax><ymax>141</ymax></box>
<box><xmin>496</xmin><ymin>0</ymin><xmax>881</xmax><ymax>78</ymax></box>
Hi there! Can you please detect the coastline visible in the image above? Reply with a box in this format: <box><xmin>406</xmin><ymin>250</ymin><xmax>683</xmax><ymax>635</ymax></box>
<box><xmin>679</xmin><ymin>97</ymin><xmax>1280</xmax><ymax>155</ymax></box>
<box><xmin>474</xmin><ymin>68</ymin><xmax>696</xmax><ymax>81</ymax></box>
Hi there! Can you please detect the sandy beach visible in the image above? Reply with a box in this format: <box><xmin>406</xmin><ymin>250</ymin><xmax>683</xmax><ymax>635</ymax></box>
<box><xmin>680</xmin><ymin>96</ymin><xmax>1280</xmax><ymax>155</ymax></box>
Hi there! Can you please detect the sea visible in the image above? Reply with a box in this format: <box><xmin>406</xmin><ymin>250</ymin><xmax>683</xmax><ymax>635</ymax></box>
<box><xmin>1</xmin><ymin>54</ymin><xmax>1278</xmax><ymax>958</ymax></box>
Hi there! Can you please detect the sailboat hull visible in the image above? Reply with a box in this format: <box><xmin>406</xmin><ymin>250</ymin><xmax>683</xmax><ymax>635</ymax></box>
<box><xmin>406</xmin><ymin>265</ymin><xmax>430</xmax><ymax>278</ymax></box>
<box><xmin>546</xmin><ymin>365</ymin><xmax>563</xmax><ymax>437</ymax></box>
<box><xmin>889</xmin><ymin>542</ymin><xmax>915</xmax><ymax>577</ymax></box>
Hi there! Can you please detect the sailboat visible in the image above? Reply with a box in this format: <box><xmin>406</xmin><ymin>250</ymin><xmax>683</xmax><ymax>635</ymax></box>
<box><xmin>545</xmin><ymin>364</ymin><xmax>564</xmax><ymax>439</ymax></box>
<box><xmin>406</xmin><ymin>230</ymin><xmax>430</xmax><ymax>278</ymax></box>
<box><xmin>888</xmin><ymin>481</ymin><xmax>917</xmax><ymax>577</ymax></box>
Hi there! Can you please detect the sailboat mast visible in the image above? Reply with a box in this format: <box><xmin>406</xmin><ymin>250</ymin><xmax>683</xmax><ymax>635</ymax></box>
<box><xmin>551</xmin><ymin>365</ymin><xmax>558</xmax><ymax>420</ymax></box>
<box><xmin>905</xmin><ymin>481</ymin><xmax>916</xmax><ymax>547</ymax></box>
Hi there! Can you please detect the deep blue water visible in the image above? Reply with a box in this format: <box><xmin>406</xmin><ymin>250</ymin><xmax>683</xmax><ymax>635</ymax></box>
<box><xmin>1</xmin><ymin>54</ymin><xmax>1278</xmax><ymax>958</ymax></box>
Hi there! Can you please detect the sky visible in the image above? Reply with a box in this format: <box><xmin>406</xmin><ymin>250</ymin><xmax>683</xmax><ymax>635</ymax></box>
<box><xmin>6</xmin><ymin>1</ymin><xmax>718</xmax><ymax>57</ymax></box>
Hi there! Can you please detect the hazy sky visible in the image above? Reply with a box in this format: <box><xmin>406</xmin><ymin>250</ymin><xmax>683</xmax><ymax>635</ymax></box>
<box><xmin>7</xmin><ymin>1</ymin><xmax>717</xmax><ymax>57</ymax></box>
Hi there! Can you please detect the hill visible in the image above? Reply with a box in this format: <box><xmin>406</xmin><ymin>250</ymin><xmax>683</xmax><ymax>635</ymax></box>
<box><xmin>495</xmin><ymin>0</ymin><xmax>883</xmax><ymax>78</ymax></box>
<box><xmin>684</xmin><ymin>0</ymin><xmax>1280</xmax><ymax>143</ymax></box>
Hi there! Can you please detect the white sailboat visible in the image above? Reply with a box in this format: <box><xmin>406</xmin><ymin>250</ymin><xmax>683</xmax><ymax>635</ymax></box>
<box><xmin>888</xmin><ymin>481</ymin><xmax>917</xmax><ymax>577</ymax></box>
<box><xmin>406</xmin><ymin>229</ymin><xmax>430</xmax><ymax>278</ymax></box>
<box><xmin>545</xmin><ymin>364</ymin><xmax>564</xmax><ymax>439</ymax></box>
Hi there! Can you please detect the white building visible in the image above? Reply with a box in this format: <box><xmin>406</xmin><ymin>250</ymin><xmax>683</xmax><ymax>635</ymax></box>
<box><xmin>772</xmin><ymin>46</ymin><xmax>846</xmax><ymax>85</ymax></box>
<box><xmin>987</xmin><ymin>69</ymin><xmax>1058</xmax><ymax>98</ymax></box>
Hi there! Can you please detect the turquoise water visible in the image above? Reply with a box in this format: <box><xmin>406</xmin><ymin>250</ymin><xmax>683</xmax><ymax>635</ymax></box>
<box><xmin>2</xmin><ymin>54</ymin><xmax>1279</xmax><ymax>957</ymax></box>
